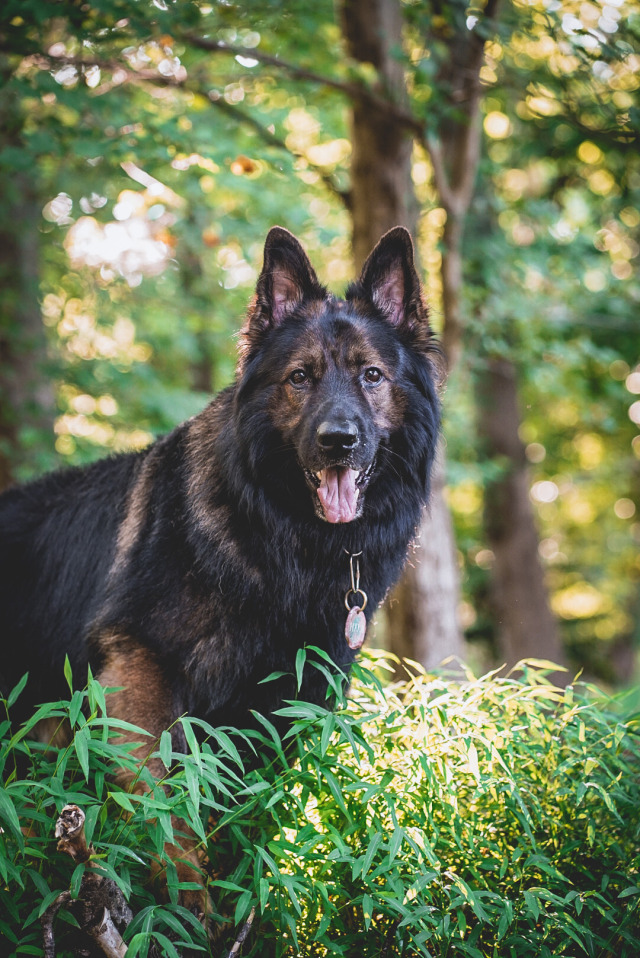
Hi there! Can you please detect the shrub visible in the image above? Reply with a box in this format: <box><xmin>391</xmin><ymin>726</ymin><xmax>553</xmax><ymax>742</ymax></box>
<box><xmin>1</xmin><ymin>652</ymin><xmax>639</xmax><ymax>957</ymax></box>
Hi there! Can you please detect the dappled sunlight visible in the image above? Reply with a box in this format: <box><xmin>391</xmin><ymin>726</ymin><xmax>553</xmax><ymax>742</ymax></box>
<box><xmin>47</xmin><ymin>297</ymin><xmax>152</xmax><ymax>364</ymax></box>
<box><xmin>62</xmin><ymin>165</ymin><xmax>181</xmax><ymax>287</ymax></box>
<box><xmin>552</xmin><ymin>582</ymin><xmax>611</xmax><ymax>620</ymax></box>
<box><xmin>55</xmin><ymin>384</ymin><xmax>152</xmax><ymax>456</ymax></box>
<box><xmin>65</xmin><ymin>215</ymin><xmax>172</xmax><ymax>286</ymax></box>
<box><xmin>216</xmin><ymin>244</ymin><xmax>255</xmax><ymax>289</ymax></box>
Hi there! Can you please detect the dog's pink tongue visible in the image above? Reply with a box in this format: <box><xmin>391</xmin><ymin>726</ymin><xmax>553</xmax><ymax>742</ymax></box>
<box><xmin>317</xmin><ymin>467</ymin><xmax>359</xmax><ymax>523</ymax></box>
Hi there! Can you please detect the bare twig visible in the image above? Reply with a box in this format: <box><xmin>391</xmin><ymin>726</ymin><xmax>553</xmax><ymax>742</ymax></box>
<box><xmin>225</xmin><ymin>905</ymin><xmax>256</xmax><ymax>958</ymax></box>
<box><xmin>41</xmin><ymin>891</ymin><xmax>72</xmax><ymax>958</ymax></box>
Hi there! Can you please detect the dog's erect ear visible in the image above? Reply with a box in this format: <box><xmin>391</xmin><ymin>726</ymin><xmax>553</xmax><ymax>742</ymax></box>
<box><xmin>354</xmin><ymin>226</ymin><xmax>428</xmax><ymax>333</ymax></box>
<box><xmin>250</xmin><ymin>227</ymin><xmax>324</xmax><ymax>332</ymax></box>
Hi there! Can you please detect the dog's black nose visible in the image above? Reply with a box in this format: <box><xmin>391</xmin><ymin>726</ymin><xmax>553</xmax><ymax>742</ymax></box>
<box><xmin>316</xmin><ymin>419</ymin><xmax>359</xmax><ymax>452</ymax></box>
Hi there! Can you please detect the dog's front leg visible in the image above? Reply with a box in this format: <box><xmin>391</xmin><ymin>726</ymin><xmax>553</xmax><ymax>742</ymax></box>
<box><xmin>96</xmin><ymin>639</ymin><xmax>211</xmax><ymax>924</ymax></box>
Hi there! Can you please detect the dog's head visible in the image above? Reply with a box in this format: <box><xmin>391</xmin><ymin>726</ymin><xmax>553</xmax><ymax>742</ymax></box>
<box><xmin>237</xmin><ymin>227</ymin><xmax>440</xmax><ymax>524</ymax></box>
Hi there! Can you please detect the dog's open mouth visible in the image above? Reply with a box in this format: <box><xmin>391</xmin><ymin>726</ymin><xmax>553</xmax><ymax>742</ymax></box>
<box><xmin>304</xmin><ymin>462</ymin><xmax>375</xmax><ymax>523</ymax></box>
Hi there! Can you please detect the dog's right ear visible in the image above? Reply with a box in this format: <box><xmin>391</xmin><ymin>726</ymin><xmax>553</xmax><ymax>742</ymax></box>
<box><xmin>355</xmin><ymin>227</ymin><xmax>427</xmax><ymax>333</ymax></box>
<box><xmin>247</xmin><ymin>227</ymin><xmax>325</xmax><ymax>336</ymax></box>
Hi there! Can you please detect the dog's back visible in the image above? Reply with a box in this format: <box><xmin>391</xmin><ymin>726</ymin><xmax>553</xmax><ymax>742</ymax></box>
<box><xmin>0</xmin><ymin>454</ymin><xmax>139</xmax><ymax>711</ymax></box>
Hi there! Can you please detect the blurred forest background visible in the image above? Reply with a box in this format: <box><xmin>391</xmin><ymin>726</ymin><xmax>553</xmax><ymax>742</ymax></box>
<box><xmin>0</xmin><ymin>0</ymin><xmax>638</xmax><ymax>689</ymax></box>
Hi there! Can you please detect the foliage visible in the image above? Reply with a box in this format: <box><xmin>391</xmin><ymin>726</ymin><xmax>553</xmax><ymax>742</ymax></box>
<box><xmin>433</xmin><ymin>0</ymin><xmax>640</xmax><ymax>671</ymax></box>
<box><xmin>0</xmin><ymin>1</ymin><xmax>638</xmax><ymax>674</ymax></box>
<box><xmin>1</xmin><ymin>653</ymin><xmax>640</xmax><ymax>957</ymax></box>
<box><xmin>0</xmin><ymin>0</ymin><xmax>351</xmax><ymax>477</ymax></box>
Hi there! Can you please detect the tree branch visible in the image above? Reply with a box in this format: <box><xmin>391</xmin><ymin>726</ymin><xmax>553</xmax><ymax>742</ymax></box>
<box><xmin>203</xmin><ymin>92</ymin><xmax>351</xmax><ymax>206</ymax></box>
<box><xmin>424</xmin><ymin>0</ymin><xmax>502</xmax><ymax>211</ymax></box>
<box><xmin>21</xmin><ymin>49</ymin><xmax>352</xmax><ymax>206</ymax></box>
<box><xmin>41</xmin><ymin>891</ymin><xmax>72</xmax><ymax>958</ymax></box>
<box><xmin>182</xmin><ymin>34</ymin><xmax>423</xmax><ymax>134</ymax></box>
<box><xmin>225</xmin><ymin>905</ymin><xmax>256</xmax><ymax>958</ymax></box>
<box><xmin>42</xmin><ymin>805</ymin><xmax>133</xmax><ymax>958</ymax></box>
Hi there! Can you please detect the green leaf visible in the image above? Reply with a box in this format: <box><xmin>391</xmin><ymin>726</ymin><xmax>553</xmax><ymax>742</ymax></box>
<box><xmin>63</xmin><ymin>656</ymin><xmax>73</xmax><ymax>693</ymax></box>
<box><xmin>523</xmin><ymin>889</ymin><xmax>540</xmax><ymax>922</ymax></box>
<box><xmin>74</xmin><ymin>727</ymin><xmax>90</xmax><ymax>780</ymax></box>
<box><xmin>257</xmin><ymin>671</ymin><xmax>290</xmax><ymax>685</ymax></box>
<box><xmin>255</xmin><ymin>846</ymin><xmax>280</xmax><ymax>878</ymax></box>
<box><xmin>259</xmin><ymin>877</ymin><xmax>270</xmax><ymax>912</ymax></box>
<box><xmin>83</xmin><ymin>804</ymin><xmax>100</xmax><ymax>846</ymax></box>
<box><xmin>181</xmin><ymin>718</ymin><xmax>202</xmax><ymax>770</ymax></box>
<box><xmin>159</xmin><ymin>729</ymin><xmax>173</xmax><ymax>770</ymax></box>
<box><xmin>148</xmin><ymin>933</ymin><xmax>181</xmax><ymax>958</ymax></box>
<box><xmin>213</xmin><ymin>728</ymin><xmax>243</xmax><ymax>769</ymax></box>
<box><xmin>7</xmin><ymin>673</ymin><xmax>29</xmax><ymax>709</ymax></box>
<box><xmin>362</xmin><ymin>832</ymin><xmax>383</xmax><ymax>876</ymax></box>
<box><xmin>362</xmin><ymin>892</ymin><xmax>374</xmax><ymax>931</ymax></box>
<box><xmin>320</xmin><ymin>713</ymin><xmax>335</xmax><ymax>755</ymax></box>
<box><xmin>234</xmin><ymin>889</ymin><xmax>253</xmax><ymax>926</ymax></box>
<box><xmin>618</xmin><ymin>886</ymin><xmax>640</xmax><ymax>899</ymax></box>
<box><xmin>109</xmin><ymin>791</ymin><xmax>134</xmax><ymax>813</ymax></box>
<box><xmin>0</xmin><ymin>788</ymin><xmax>23</xmax><ymax>845</ymax></box>
<box><xmin>389</xmin><ymin>826</ymin><xmax>404</xmax><ymax>863</ymax></box>
<box><xmin>69</xmin><ymin>691</ymin><xmax>84</xmax><ymax>730</ymax></box>
<box><xmin>295</xmin><ymin>648</ymin><xmax>307</xmax><ymax>692</ymax></box>
<box><xmin>315</xmin><ymin>906</ymin><xmax>333</xmax><ymax>939</ymax></box>
<box><xmin>70</xmin><ymin>863</ymin><xmax>85</xmax><ymax>899</ymax></box>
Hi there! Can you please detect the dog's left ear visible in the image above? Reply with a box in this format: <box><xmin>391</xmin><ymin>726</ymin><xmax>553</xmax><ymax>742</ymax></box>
<box><xmin>355</xmin><ymin>226</ymin><xmax>428</xmax><ymax>333</ymax></box>
<box><xmin>250</xmin><ymin>227</ymin><xmax>325</xmax><ymax>333</ymax></box>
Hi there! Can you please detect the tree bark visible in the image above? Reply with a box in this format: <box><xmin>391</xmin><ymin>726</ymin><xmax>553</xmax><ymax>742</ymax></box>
<box><xmin>476</xmin><ymin>358</ymin><xmax>566</xmax><ymax>678</ymax></box>
<box><xmin>340</xmin><ymin>0</ymin><xmax>465</xmax><ymax>670</ymax></box>
<box><xmin>0</xmin><ymin>60</ymin><xmax>54</xmax><ymax>491</ymax></box>
<box><xmin>386</xmin><ymin>449</ymin><xmax>463</xmax><ymax>672</ymax></box>
<box><xmin>341</xmin><ymin>0</ymin><xmax>419</xmax><ymax>256</ymax></box>
<box><xmin>179</xmin><ymin>211</ymin><xmax>216</xmax><ymax>394</ymax></box>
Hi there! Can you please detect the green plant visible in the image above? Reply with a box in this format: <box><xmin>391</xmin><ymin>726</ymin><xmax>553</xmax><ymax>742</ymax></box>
<box><xmin>1</xmin><ymin>653</ymin><xmax>639</xmax><ymax>956</ymax></box>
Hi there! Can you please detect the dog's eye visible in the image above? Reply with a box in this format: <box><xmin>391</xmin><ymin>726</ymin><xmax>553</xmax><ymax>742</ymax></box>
<box><xmin>289</xmin><ymin>369</ymin><xmax>308</xmax><ymax>386</ymax></box>
<box><xmin>363</xmin><ymin>367</ymin><xmax>383</xmax><ymax>385</ymax></box>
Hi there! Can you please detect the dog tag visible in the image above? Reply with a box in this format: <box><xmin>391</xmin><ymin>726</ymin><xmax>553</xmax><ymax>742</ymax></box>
<box><xmin>345</xmin><ymin>606</ymin><xmax>366</xmax><ymax>650</ymax></box>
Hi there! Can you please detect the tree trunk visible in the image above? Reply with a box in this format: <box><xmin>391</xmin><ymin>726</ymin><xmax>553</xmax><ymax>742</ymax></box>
<box><xmin>340</xmin><ymin>0</ymin><xmax>465</xmax><ymax>670</ymax></box>
<box><xmin>0</xmin><ymin>62</ymin><xmax>54</xmax><ymax>490</ymax></box>
<box><xmin>179</xmin><ymin>211</ymin><xmax>216</xmax><ymax>394</ymax></box>
<box><xmin>341</xmin><ymin>0</ymin><xmax>419</xmax><ymax>256</ymax></box>
<box><xmin>385</xmin><ymin>450</ymin><xmax>463</xmax><ymax>672</ymax></box>
<box><xmin>476</xmin><ymin>357</ymin><xmax>566</xmax><ymax>678</ymax></box>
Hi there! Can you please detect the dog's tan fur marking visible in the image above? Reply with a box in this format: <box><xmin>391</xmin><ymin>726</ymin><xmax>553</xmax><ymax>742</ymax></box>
<box><xmin>97</xmin><ymin>638</ymin><xmax>210</xmax><ymax>918</ymax></box>
<box><xmin>31</xmin><ymin>717</ymin><xmax>72</xmax><ymax>749</ymax></box>
<box><xmin>110</xmin><ymin>453</ymin><xmax>157</xmax><ymax>576</ymax></box>
<box><xmin>97</xmin><ymin>640</ymin><xmax>172</xmax><ymax>783</ymax></box>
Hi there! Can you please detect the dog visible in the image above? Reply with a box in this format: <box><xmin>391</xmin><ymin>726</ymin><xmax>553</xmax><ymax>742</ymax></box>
<box><xmin>0</xmin><ymin>225</ymin><xmax>440</xmax><ymax>918</ymax></box>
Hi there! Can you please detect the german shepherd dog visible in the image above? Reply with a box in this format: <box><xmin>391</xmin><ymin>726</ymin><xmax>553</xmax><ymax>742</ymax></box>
<box><xmin>0</xmin><ymin>226</ymin><xmax>440</xmax><ymax>917</ymax></box>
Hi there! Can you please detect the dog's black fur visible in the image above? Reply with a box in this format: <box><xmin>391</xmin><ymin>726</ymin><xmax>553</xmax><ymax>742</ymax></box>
<box><xmin>0</xmin><ymin>227</ymin><xmax>439</xmax><ymax>904</ymax></box>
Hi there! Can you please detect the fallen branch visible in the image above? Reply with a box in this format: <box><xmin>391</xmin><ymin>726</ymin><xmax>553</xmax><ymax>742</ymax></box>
<box><xmin>41</xmin><ymin>804</ymin><xmax>133</xmax><ymax>958</ymax></box>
